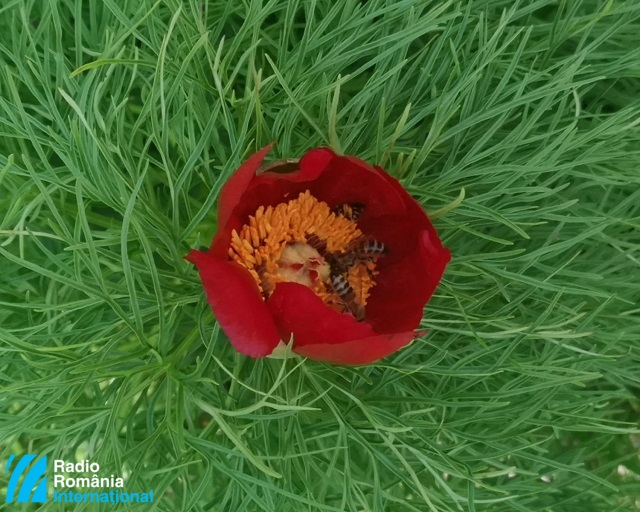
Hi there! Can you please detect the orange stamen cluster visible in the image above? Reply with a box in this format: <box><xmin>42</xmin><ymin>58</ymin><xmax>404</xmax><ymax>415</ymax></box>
<box><xmin>228</xmin><ymin>190</ymin><xmax>380</xmax><ymax>315</ymax></box>
<box><xmin>348</xmin><ymin>261</ymin><xmax>378</xmax><ymax>306</ymax></box>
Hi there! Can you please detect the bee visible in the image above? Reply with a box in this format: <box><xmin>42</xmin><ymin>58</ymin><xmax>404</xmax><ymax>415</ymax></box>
<box><xmin>302</xmin><ymin>228</ymin><xmax>387</xmax><ymax>321</ymax></box>
<box><xmin>330</xmin><ymin>273</ymin><xmax>365</xmax><ymax>321</ymax></box>
<box><xmin>326</xmin><ymin>237</ymin><xmax>387</xmax><ymax>320</ymax></box>
<box><xmin>352</xmin><ymin>239</ymin><xmax>386</xmax><ymax>259</ymax></box>
<box><xmin>333</xmin><ymin>203</ymin><xmax>364</xmax><ymax>222</ymax></box>
<box><xmin>329</xmin><ymin>238</ymin><xmax>387</xmax><ymax>269</ymax></box>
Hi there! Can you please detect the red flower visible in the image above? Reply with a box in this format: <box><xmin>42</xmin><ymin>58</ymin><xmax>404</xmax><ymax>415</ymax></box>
<box><xmin>187</xmin><ymin>145</ymin><xmax>450</xmax><ymax>365</ymax></box>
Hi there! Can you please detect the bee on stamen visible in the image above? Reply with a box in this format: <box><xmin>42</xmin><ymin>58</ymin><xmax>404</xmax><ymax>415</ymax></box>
<box><xmin>330</xmin><ymin>273</ymin><xmax>365</xmax><ymax>321</ymax></box>
<box><xmin>333</xmin><ymin>203</ymin><xmax>365</xmax><ymax>222</ymax></box>
<box><xmin>353</xmin><ymin>239</ymin><xmax>387</xmax><ymax>259</ymax></box>
<box><xmin>329</xmin><ymin>238</ymin><xmax>387</xmax><ymax>269</ymax></box>
<box><xmin>324</xmin><ymin>237</ymin><xmax>388</xmax><ymax>320</ymax></box>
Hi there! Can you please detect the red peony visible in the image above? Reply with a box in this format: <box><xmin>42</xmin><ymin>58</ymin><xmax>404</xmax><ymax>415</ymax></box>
<box><xmin>187</xmin><ymin>145</ymin><xmax>451</xmax><ymax>365</ymax></box>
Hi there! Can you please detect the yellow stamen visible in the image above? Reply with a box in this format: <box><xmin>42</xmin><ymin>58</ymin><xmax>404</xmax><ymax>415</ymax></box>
<box><xmin>229</xmin><ymin>190</ymin><xmax>382</xmax><ymax>316</ymax></box>
<box><xmin>348</xmin><ymin>261</ymin><xmax>377</xmax><ymax>306</ymax></box>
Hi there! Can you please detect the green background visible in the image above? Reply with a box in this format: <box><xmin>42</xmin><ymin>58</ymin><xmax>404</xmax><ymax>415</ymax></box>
<box><xmin>1</xmin><ymin>0</ymin><xmax>639</xmax><ymax>510</ymax></box>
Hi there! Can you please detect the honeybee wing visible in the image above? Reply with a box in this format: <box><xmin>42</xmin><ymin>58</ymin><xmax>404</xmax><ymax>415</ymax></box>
<box><xmin>327</xmin><ymin>251</ymin><xmax>355</xmax><ymax>273</ymax></box>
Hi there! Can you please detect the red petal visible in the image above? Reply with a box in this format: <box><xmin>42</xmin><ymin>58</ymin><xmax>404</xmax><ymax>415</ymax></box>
<box><xmin>225</xmin><ymin>148</ymin><xmax>337</xmax><ymax>229</ymax></box>
<box><xmin>217</xmin><ymin>143</ymin><xmax>274</xmax><ymax>229</ymax></box>
<box><xmin>365</xmin><ymin>230</ymin><xmax>450</xmax><ymax>333</ymax></box>
<box><xmin>294</xmin><ymin>331</ymin><xmax>417</xmax><ymax>365</ymax></box>
<box><xmin>186</xmin><ymin>250</ymin><xmax>281</xmax><ymax>357</ymax></box>
<box><xmin>209</xmin><ymin>213</ymin><xmax>243</xmax><ymax>258</ymax></box>
<box><xmin>217</xmin><ymin>149</ymin><xmax>408</xmax><ymax>238</ymax></box>
<box><xmin>308</xmin><ymin>155</ymin><xmax>406</xmax><ymax>218</ymax></box>
<box><xmin>267</xmin><ymin>282</ymin><xmax>376</xmax><ymax>347</ymax></box>
<box><xmin>357</xmin><ymin>213</ymin><xmax>423</xmax><ymax>267</ymax></box>
<box><xmin>211</xmin><ymin>146</ymin><xmax>333</xmax><ymax>259</ymax></box>
<box><xmin>357</xmin><ymin>167</ymin><xmax>441</xmax><ymax>265</ymax></box>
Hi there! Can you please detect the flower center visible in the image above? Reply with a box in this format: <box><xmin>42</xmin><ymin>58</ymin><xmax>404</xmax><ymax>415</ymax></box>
<box><xmin>228</xmin><ymin>190</ymin><xmax>384</xmax><ymax>319</ymax></box>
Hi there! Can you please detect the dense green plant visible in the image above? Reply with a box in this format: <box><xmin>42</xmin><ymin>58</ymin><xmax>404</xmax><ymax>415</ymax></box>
<box><xmin>1</xmin><ymin>0</ymin><xmax>639</xmax><ymax>510</ymax></box>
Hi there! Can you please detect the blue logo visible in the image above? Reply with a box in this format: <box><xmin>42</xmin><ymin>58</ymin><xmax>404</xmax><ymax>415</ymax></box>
<box><xmin>4</xmin><ymin>454</ymin><xmax>47</xmax><ymax>503</ymax></box>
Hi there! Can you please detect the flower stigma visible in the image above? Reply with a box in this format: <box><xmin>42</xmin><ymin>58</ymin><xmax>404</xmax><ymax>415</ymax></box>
<box><xmin>228</xmin><ymin>190</ymin><xmax>385</xmax><ymax>319</ymax></box>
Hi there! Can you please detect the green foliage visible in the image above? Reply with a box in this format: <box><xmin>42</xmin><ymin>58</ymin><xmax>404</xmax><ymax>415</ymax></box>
<box><xmin>1</xmin><ymin>0</ymin><xmax>639</xmax><ymax>510</ymax></box>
